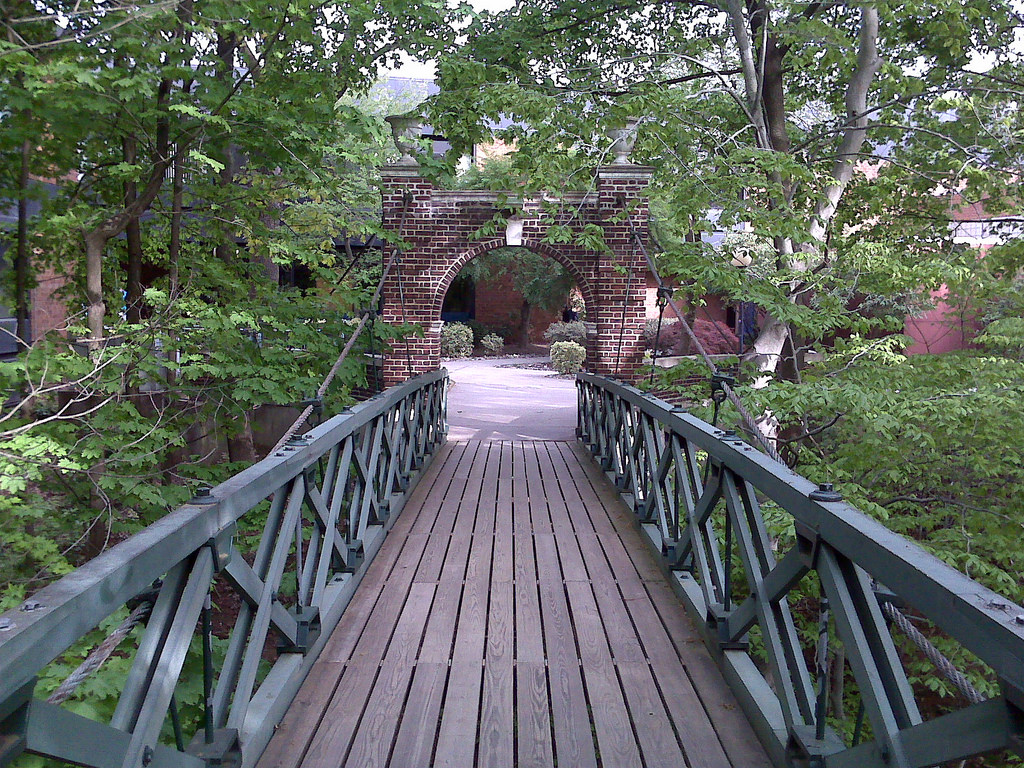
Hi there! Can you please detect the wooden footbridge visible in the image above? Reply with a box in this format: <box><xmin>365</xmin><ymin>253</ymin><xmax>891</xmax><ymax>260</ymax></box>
<box><xmin>2</xmin><ymin>370</ymin><xmax>1023</xmax><ymax>768</ymax></box>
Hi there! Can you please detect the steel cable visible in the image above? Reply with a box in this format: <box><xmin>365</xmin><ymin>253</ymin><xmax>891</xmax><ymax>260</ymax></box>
<box><xmin>621</xmin><ymin>205</ymin><xmax>981</xmax><ymax>709</ymax></box>
<box><xmin>270</xmin><ymin>197</ymin><xmax>412</xmax><ymax>454</ymax></box>
<box><xmin>47</xmin><ymin>600</ymin><xmax>153</xmax><ymax>705</ymax></box>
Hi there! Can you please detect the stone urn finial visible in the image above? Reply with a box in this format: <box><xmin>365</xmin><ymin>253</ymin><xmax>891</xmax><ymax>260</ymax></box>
<box><xmin>607</xmin><ymin>117</ymin><xmax>640</xmax><ymax>164</ymax></box>
<box><xmin>385</xmin><ymin>114</ymin><xmax>423</xmax><ymax>165</ymax></box>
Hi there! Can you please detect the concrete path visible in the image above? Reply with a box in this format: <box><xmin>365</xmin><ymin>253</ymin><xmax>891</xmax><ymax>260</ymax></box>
<box><xmin>444</xmin><ymin>356</ymin><xmax>577</xmax><ymax>441</ymax></box>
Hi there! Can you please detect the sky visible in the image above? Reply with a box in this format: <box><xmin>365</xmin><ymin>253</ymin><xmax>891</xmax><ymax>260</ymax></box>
<box><xmin>385</xmin><ymin>0</ymin><xmax>516</xmax><ymax>79</ymax></box>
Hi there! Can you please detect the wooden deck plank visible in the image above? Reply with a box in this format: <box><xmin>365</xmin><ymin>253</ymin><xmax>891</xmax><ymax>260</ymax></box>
<box><xmin>562</xmin><ymin>441</ymin><xmax>668</xmax><ymax>582</ymax></box>
<box><xmin>413</xmin><ymin>532</ymin><xmax>451</xmax><ymax>584</ymax></box>
<box><xmin>491</xmin><ymin>444</ymin><xmax>513</xmax><ymax>583</ymax></box>
<box><xmin>344</xmin><ymin>583</ymin><xmax>437</xmax><ymax>768</ymax></box>
<box><xmin>580</xmin><ymin>663</ymin><xmax>643</xmax><ymax>767</ymax></box>
<box><xmin>255</xmin><ymin>661</ymin><xmax>344</xmax><ymax>768</ymax></box>
<box><xmin>590</xmin><ymin>578</ymin><xmax>646</xmax><ymax>662</ymax></box>
<box><xmin>522</xmin><ymin>442</ymin><xmax>551</xmax><ymax>534</ymax></box>
<box><xmin>514</xmin><ymin>532</ymin><xmax>545</xmax><ymax>663</ymax></box>
<box><xmin>536</xmin><ymin>542</ymin><xmax>599</xmax><ymax>768</ymax></box>
<box><xmin>546</xmin><ymin>658</ymin><xmax>599</xmax><ymax>768</ymax></box>
<box><xmin>536</xmin><ymin>444</ymin><xmax>590</xmax><ymax>582</ymax></box>
<box><xmin>475</xmin><ymin>442</ymin><xmax>501</xmax><ymax>537</ymax></box>
<box><xmin>478</xmin><ymin>580</ymin><xmax>514</xmax><ymax>768</ymax></box>
<box><xmin>406</xmin><ymin>441</ymin><xmax>471</xmax><ymax>536</ymax></box>
<box><xmin>564</xmin><ymin>581</ymin><xmax>611</xmax><ymax>664</ymax></box>
<box><xmin>303</xmin><ymin>577</ymin><xmax>434</xmax><ymax>767</ymax></box>
<box><xmin>432</xmin><ymin>661</ymin><xmax>484</xmax><ymax>767</ymax></box>
<box><xmin>616</xmin><ymin>661</ymin><xmax>688</xmax><ymax>768</ymax></box>
<box><xmin>514</xmin><ymin>662</ymin><xmax>554</xmax><ymax>768</ymax></box>
<box><xmin>646</xmin><ymin>579</ymin><xmax>774</xmax><ymax>767</ymax></box>
<box><xmin>418</xmin><ymin>578</ymin><xmax>463</xmax><ymax>664</ymax></box>
<box><xmin>261</xmin><ymin>439</ymin><xmax>771</xmax><ymax>768</ymax></box>
<box><xmin>388</xmin><ymin>662</ymin><xmax>448</xmax><ymax>768</ymax></box>
<box><xmin>565</xmin><ymin>444</ymin><xmax>772</xmax><ymax>767</ymax></box>
<box><xmin>320</xmin><ymin>529</ymin><xmax>424</xmax><ymax>663</ymax></box>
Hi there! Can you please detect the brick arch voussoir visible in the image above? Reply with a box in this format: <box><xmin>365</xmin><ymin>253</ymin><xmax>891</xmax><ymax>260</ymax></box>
<box><xmin>430</xmin><ymin>238</ymin><xmax>598</xmax><ymax>318</ymax></box>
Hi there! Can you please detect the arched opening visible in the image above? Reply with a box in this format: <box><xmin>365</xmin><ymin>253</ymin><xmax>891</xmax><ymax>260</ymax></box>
<box><xmin>440</xmin><ymin>246</ymin><xmax>583</xmax><ymax>348</ymax></box>
<box><xmin>433</xmin><ymin>243</ymin><xmax>594</xmax><ymax>441</ymax></box>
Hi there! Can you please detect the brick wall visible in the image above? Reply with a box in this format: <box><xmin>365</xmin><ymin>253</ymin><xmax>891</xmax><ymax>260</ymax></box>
<box><xmin>31</xmin><ymin>265</ymin><xmax>69</xmax><ymax>340</ymax></box>
<box><xmin>473</xmin><ymin>272</ymin><xmax>562</xmax><ymax>343</ymax></box>
<box><xmin>379</xmin><ymin>165</ymin><xmax>652</xmax><ymax>385</ymax></box>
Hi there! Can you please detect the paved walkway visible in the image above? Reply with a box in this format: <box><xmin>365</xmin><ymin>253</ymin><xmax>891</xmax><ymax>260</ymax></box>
<box><xmin>444</xmin><ymin>356</ymin><xmax>577</xmax><ymax>442</ymax></box>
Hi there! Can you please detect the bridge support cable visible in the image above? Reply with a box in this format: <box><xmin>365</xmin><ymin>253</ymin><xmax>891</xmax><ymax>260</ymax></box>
<box><xmin>619</xmin><ymin>210</ymin><xmax>995</xmax><ymax>749</ymax></box>
<box><xmin>44</xmin><ymin>600</ymin><xmax>154</xmax><ymax>707</ymax></box>
<box><xmin>270</xmin><ymin>195</ymin><xmax>413</xmax><ymax>454</ymax></box>
<box><xmin>617</xmin><ymin>201</ymin><xmax>784</xmax><ymax>463</ymax></box>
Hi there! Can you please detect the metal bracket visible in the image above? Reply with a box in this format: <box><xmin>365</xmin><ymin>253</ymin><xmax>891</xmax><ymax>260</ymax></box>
<box><xmin>710</xmin><ymin>373</ymin><xmax>734</xmax><ymax>404</ymax></box>
<box><xmin>188</xmin><ymin>727</ymin><xmax>242</xmax><ymax>767</ymax></box>
<box><xmin>795</xmin><ymin>520</ymin><xmax>821</xmax><ymax>569</ymax></box>
<box><xmin>708</xmin><ymin>604</ymin><xmax>748</xmax><ymax>651</ymax></box>
<box><xmin>787</xmin><ymin>724</ymin><xmax>846</xmax><ymax>768</ymax></box>
<box><xmin>277</xmin><ymin>606</ymin><xmax>321</xmax><ymax>655</ymax></box>
<box><xmin>206</xmin><ymin>524</ymin><xmax>235</xmax><ymax>573</ymax></box>
<box><xmin>347</xmin><ymin>540</ymin><xmax>365</xmax><ymax>571</ymax></box>
<box><xmin>0</xmin><ymin>679</ymin><xmax>34</xmax><ymax>768</ymax></box>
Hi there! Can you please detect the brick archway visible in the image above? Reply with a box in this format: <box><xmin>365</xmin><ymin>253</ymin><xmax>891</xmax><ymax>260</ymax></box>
<box><xmin>379</xmin><ymin>165</ymin><xmax>652</xmax><ymax>385</ymax></box>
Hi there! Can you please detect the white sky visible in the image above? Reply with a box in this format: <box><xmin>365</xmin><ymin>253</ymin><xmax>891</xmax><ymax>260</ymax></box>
<box><xmin>385</xmin><ymin>0</ymin><xmax>516</xmax><ymax>79</ymax></box>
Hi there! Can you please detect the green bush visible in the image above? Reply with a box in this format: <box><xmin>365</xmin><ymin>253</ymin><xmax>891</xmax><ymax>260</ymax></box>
<box><xmin>481</xmin><ymin>333</ymin><xmax>505</xmax><ymax>356</ymax></box>
<box><xmin>544</xmin><ymin>320</ymin><xmax>587</xmax><ymax>345</ymax></box>
<box><xmin>550</xmin><ymin>341</ymin><xmax>586</xmax><ymax>374</ymax></box>
<box><xmin>440</xmin><ymin>322</ymin><xmax>474</xmax><ymax>358</ymax></box>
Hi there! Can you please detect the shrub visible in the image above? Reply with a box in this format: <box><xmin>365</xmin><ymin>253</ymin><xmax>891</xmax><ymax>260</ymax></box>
<box><xmin>544</xmin><ymin>320</ymin><xmax>587</xmax><ymax>345</ymax></box>
<box><xmin>440</xmin><ymin>322</ymin><xmax>474</xmax><ymax>358</ymax></box>
<box><xmin>643</xmin><ymin>317</ymin><xmax>680</xmax><ymax>351</ymax></box>
<box><xmin>688</xmin><ymin>318</ymin><xmax>739</xmax><ymax>356</ymax></box>
<box><xmin>645</xmin><ymin>317</ymin><xmax>739</xmax><ymax>356</ymax></box>
<box><xmin>550</xmin><ymin>341</ymin><xmax>586</xmax><ymax>374</ymax></box>
<box><xmin>481</xmin><ymin>333</ymin><xmax>505</xmax><ymax>356</ymax></box>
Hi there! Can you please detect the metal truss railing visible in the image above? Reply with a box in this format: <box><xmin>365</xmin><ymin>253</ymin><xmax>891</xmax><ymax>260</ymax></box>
<box><xmin>577</xmin><ymin>373</ymin><xmax>1024</xmax><ymax>768</ymax></box>
<box><xmin>0</xmin><ymin>370</ymin><xmax>448</xmax><ymax>768</ymax></box>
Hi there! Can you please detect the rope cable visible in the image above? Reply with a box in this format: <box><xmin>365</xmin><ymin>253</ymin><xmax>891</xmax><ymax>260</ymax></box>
<box><xmin>617</xmin><ymin>202</ymin><xmax>980</xmax><ymax>718</ymax></box>
<box><xmin>47</xmin><ymin>600</ymin><xmax>153</xmax><ymax>705</ymax></box>
<box><xmin>270</xmin><ymin>196</ymin><xmax>413</xmax><ymax>454</ymax></box>
<box><xmin>881</xmin><ymin>601</ymin><xmax>985</xmax><ymax>705</ymax></box>
<box><xmin>623</xmin><ymin>214</ymin><xmax>783</xmax><ymax>462</ymax></box>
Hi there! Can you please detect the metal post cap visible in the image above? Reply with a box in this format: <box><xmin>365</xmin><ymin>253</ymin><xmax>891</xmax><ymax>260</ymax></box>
<box><xmin>190</xmin><ymin>486</ymin><xmax>217</xmax><ymax>505</ymax></box>
<box><xmin>809</xmin><ymin>483</ymin><xmax>843</xmax><ymax>502</ymax></box>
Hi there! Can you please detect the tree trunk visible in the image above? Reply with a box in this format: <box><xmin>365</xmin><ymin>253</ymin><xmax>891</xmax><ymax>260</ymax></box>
<box><xmin>15</xmin><ymin>138</ymin><xmax>31</xmax><ymax>348</ymax></box>
<box><xmin>84</xmin><ymin>231</ymin><xmax>107</xmax><ymax>344</ymax></box>
<box><xmin>169</xmin><ymin>153</ymin><xmax>184</xmax><ymax>296</ymax></box>
<box><xmin>124</xmin><ymin>135</ymin><xmax>144</xmax><ymax>324</ymax></box>
<box><xmin>518</xmin><ymin>299</ymin><xmax>533</xmax><ymax>346</ymax></box>
<box><xmin>227</xmin><ymin>412</ymin><xmax>258</xmax><ymax>464</ymax></box>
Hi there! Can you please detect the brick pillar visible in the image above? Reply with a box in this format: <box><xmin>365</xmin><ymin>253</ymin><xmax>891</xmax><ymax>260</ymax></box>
<box><xmin>380</xmin><ymin>165</ymin><xmax>439</xmax><ymax>386</ymax></box>
<box><xmin>590</xmin><ymin>165</ymin><xmax>653</xmax><ymax>380</ymax></box>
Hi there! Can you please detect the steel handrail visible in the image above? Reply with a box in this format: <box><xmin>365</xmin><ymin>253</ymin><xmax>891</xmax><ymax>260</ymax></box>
<box><xmin>577</xmin><ymin>372</ymin><xmax>1024</xmax><ymax>768</ymax></box>
<box><xmin>0</xmin><ymin>369</ymin><xmax>448</xmax><ymax>768</ymax></box>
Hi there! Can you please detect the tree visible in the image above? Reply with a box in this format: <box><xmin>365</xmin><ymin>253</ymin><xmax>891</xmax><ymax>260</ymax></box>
<box><xmin>430</xmin><ymin>0</ymin><xmax>1022</xmax><ymax>381</ymax></box>
<box><xmin>0</xmin><ymin>0</ymin><xmax>461</xmax><ymax>597</ymax></box>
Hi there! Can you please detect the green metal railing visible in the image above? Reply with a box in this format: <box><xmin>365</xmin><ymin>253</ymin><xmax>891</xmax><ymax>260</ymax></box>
<box><xmin>577</xmin><ymin>373</ymin><xmax>1024</xmax><ymax>768</ymax></box>
<box><xmin>0</xmin><ymin>370</ymin><xmax>447</xmax><ymax>768</ymax></box>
